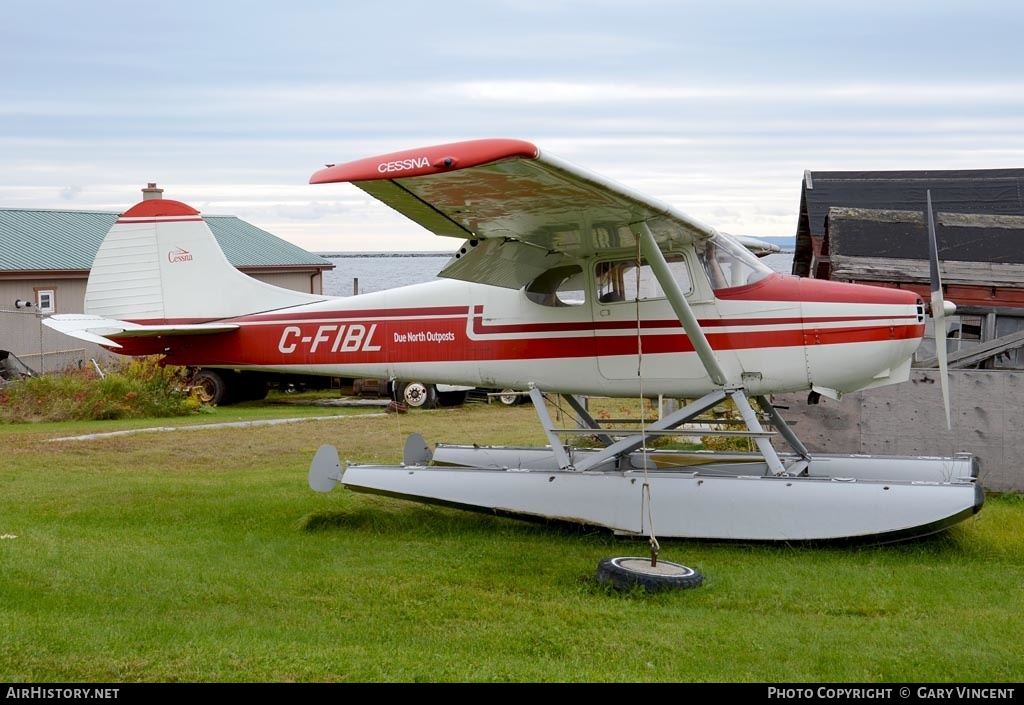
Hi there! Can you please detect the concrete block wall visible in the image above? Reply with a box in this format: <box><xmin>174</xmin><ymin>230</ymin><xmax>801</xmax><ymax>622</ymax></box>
<box><xmin>770</xmin><ymin>369</ymin><xmax>1024</xmax><ymax>493</ymax></box>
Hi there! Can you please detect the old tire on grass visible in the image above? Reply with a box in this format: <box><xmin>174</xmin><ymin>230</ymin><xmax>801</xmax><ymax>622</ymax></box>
<box><xmin>397</xmin><ymin>381</ymin><xmax>439</xmax><ymax>409</ymax></box>
<box><xmin>192</xmin><ymin>369</ymin><xmax>233</xmax><ymax>406</ymax></box>
<box><xmin>596</xmin><ymin>557</ymin><xmax>703</xmax><ymax>593</ymax></box>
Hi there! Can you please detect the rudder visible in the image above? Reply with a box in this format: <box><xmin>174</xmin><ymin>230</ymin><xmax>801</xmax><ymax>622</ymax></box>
<box><xmin>85</xmin><ymin>198</ymin><xmax>325</xmax><ymax>323</ymax></box>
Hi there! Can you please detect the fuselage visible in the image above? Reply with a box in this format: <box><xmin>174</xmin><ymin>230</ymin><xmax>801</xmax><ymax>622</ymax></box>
<box><xmin>110</xmin><ymin>266</ymin><xmax>925</xmax><ymax>400</ymax></box>
<box><xmin>67</xmin><ymin>147</ymin><xmax>926</xmax><ymax>402</ymax></box>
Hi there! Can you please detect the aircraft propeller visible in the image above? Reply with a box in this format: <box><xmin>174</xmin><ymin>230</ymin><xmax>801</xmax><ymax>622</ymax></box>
<box><xmin>926</xmin><ymin>189</ymin><xmax>956</xmax><ymax>431</ymax></box>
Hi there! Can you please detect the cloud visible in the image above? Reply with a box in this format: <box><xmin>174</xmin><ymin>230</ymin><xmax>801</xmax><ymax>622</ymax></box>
<box><xmin>1</xmin><ymin>1</ymin><xmax>1022</xmax><ymax>250</ymax></box>
<box><xmin>59</xmin><ymin>186</ymin><xmax>83</xmax><ymax>201</ymax></box>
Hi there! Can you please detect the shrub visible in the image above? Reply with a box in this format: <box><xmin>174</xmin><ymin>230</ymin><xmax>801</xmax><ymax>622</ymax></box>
<box><xmin>0</xmin><ymin>357</ymin><xmax>201</xmax><ymax>423</ymax></box>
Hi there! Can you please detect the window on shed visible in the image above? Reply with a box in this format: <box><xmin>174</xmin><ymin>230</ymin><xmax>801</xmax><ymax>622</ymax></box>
<box><xmin>915</xmin><ymin>313</ymin><xmax>984</xmax><ymax>366</ymax></box>
<box><xmin>35</xmin><ymin>288</ymin><xmax>56</xmax><ymax>314</ymax></box>
<box><xmin>946</xmin><ymin>314</ymin><xmax>983</xmax><ymax>355</ymax></box>
<box><xmin>991</xmin><ymin>315</ymin><xmax>1024</xmax><ymax>370</ymax></box>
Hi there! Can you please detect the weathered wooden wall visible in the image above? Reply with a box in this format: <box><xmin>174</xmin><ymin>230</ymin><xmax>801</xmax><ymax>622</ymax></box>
<box><xmin>769</xmin><ymin>369</ymin><xmax>1024</xmax><ymax>493</ymax></box>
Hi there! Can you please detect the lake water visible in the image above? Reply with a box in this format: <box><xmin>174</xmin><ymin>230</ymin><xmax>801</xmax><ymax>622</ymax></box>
<box><xmin>322</xmin><ymin>251</ymin><xmax>796</xmax><ymax>296</ymax></box>
<box><xmin>322</xmin><ymin>253</ymin><xmax>454</xmax><ymax>296</ymax></box>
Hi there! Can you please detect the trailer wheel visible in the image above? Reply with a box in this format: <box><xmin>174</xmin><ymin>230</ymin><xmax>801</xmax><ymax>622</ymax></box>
<box><xmin>497</xmin><ymin>389</ymin><xmax>528</xmax><ymax>406</ymax></box>
<box><xmin>596</xmin><ymin>557</ymin><xmax>704</xmax><ymax>593</ymax></box>
<box><xmin>397</xmin><ymin>381</ymin><xmax>438</xmax><ymax>409</ymax></box>
<box><xmin>191</xmin><ymin>369</ymin><xmax>231</xmax><ymax>405</ymax></box>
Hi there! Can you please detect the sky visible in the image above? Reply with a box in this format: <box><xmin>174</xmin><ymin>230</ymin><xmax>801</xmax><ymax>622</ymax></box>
<box><xmin>3</xmin><ymin>0</ymin><xmax>1023</xmax><ymax>253</ymax></box>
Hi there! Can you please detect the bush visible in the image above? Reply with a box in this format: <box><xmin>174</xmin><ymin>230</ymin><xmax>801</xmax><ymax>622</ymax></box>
<box><xmin>0</xmin><ymin>357</ymin><xmax>201</xmax><ymax>423</ymax></box>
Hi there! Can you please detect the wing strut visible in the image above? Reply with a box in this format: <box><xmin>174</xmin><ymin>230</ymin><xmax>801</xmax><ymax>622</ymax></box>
<box><xmin>528</xmin><ymin>386</ymin><xmax>575</xmax><ymax>471</ymax></box>
<box><xmin>729</xmin><ymin>391</ymin><xmax>787</xmax><ymax>476</ymax></box>
<box><xmin>634</xmin><ymin>222</ymin><xmax>729</xmax><ymax>386</ymax></box>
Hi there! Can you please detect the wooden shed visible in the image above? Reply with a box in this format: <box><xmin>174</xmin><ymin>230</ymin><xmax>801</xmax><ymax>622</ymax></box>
<box><xmin>793</xmin><ymin>169</ymin><xmax>1024</xmax><ymax>369</ymax></box>
<box><xmin>774</xmin><ymin>168</ymin><xmax>1024</xmax><ymax>492</ymax></box>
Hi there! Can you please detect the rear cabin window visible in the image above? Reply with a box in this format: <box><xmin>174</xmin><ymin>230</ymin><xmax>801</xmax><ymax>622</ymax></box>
<box><xmin>525</xmin><ymin>265</ymin><xmax>585</xmax><ymax>307</ymax></box>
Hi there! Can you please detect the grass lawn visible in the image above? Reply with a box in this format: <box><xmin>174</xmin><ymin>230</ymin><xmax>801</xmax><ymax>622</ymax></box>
<box><xmin>1</xmin><ymin>394</ymin><xmax>1022</xmax><ymax>683</ymax></box>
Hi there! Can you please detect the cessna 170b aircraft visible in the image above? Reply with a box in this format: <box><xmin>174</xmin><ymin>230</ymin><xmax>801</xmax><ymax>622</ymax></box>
<box><xmin>45</xmin><ymin>138</ymin><xmax>983</xmax><ymax>545</ymax></box>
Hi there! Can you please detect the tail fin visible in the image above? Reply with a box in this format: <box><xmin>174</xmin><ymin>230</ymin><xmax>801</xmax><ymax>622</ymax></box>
<box><xmin>85</xmin><ymin>198</ymin><xmax>325</xmax><ymax>323</ymax></box>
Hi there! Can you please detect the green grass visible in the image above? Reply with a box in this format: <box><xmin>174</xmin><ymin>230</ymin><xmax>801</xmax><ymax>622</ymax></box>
<box><xmin>1</xmin><ymin>398</ymin><xmax>1022</xmax><ymax>683</ymax></box>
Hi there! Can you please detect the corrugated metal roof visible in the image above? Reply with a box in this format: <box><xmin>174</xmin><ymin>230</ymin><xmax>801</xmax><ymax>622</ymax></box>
<box><xmin>202</xmin><ymin>215</ymin><xmax>331</xmax><ymax>268</ymax></box>
<box><xmin>0</xmin><ymin>207</ymin><xmax>331</xmax><ymax>272</ymax></box>
<box><xmin>0</xmin><ymin>209</ymin><xmax>116</xmax><ymax>270</ymax></box>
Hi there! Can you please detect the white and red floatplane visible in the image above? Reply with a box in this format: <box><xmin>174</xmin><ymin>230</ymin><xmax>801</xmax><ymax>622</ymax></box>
<box><xmin>46</xmin><ymin>139</ymin><xmax>983</xmax><ymax>545</ymax></box>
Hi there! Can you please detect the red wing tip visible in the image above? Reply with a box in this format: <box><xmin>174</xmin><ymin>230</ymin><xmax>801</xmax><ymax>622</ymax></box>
<box><xmin>309</xmin><ymin>138</ymin><xmax>540</xmax><ymax>184</ymax></box>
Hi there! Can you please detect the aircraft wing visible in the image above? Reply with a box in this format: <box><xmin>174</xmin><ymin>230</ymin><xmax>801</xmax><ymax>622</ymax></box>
<box><xmin>310</xmin><ymin>139</ymin><xmax>738</xmax><ymax>288</ymax></box>
<box><xmin>43</xmin><ymin>314</ymin><xmax>239</xmax><ymax>348</ymax></box>
<box><xmin>731</xmin><ymin>234</ymin><xmax>782</xmax><ymax>258</ymax></box>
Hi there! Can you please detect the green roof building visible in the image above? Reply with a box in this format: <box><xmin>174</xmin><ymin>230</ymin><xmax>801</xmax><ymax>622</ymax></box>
<box><xmin>1</xmin><ymin>185</ymin><xmax>333</xmax><ymax>371</ymax></box>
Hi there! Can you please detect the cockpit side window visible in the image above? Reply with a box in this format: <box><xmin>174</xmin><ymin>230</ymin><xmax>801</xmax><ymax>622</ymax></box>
<box><xmin>525</xmin><ymin>264</ymin><xmax>585</xmax><ymax>307</ymax></box>
<box><xmin>595</xmin><ymin>255</ymin><xmax>692</xmax><ymax>304</ymax></box>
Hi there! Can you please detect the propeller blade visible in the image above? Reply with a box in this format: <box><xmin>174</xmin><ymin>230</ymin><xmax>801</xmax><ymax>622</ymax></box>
<box><xmin>926</xmin><ymin>190</ymin><xmax>953</xmax><ymax>431</ymax></box>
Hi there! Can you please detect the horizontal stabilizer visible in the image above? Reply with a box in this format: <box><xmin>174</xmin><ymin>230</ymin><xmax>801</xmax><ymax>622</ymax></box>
<box><xmin>43</xmin><ymin>314</ymin><xmax>238</xmax><ymax>348</ymax></box>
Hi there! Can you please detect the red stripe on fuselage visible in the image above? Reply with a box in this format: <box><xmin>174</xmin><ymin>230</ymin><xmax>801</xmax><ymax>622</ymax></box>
<box><xmin>469</xmin><ymin>314</ymin><xmax>921</xmax><ymax>336</ymax></box>
<box><xmin>234</xmin><ymin>305</ymin><xmax>472</xmax><ymax>324</ymax></box>
<box><xmin>112</xmin><ymin>305</ymin><xmax>923</xmax><ymax>368</ymax></box>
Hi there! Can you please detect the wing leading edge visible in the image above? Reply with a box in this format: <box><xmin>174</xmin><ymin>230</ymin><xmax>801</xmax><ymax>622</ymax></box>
<box><xmin>310</xmin><ymin>138</ymin><xmax>768</xmax><ymax>289</ymax></box>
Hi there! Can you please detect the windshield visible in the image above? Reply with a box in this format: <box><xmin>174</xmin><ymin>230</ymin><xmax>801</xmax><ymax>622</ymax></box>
<box><xmin>695</xmin><ymin>234</ymin><xmax>774</xmax><ymax>291</ymax></box>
